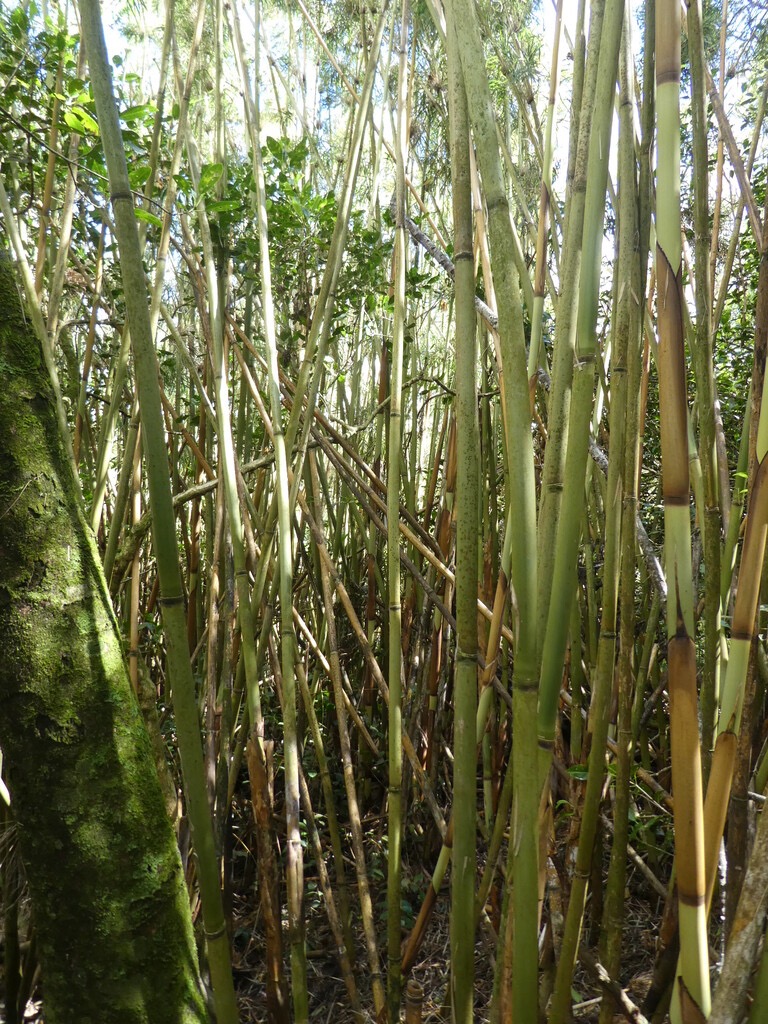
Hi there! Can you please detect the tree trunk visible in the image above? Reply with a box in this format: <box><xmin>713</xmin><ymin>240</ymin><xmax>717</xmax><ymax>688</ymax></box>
<box><xmin>0</xmin><ymin>250</ymin><xmax>210</xmax><ymax>1024</ymax></box>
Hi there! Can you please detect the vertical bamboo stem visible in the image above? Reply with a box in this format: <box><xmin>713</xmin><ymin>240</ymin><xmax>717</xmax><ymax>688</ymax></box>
<box><xmin>387</xmin><ymin>3</ymin><xmax>410</xmax><ymax>1018</ymax></box>
<box><xmin>687</xmin><ymin>0</ymin><xmax>721</xmax><ymax>777</ymax></box>
<box><xmin>656</xmin><ymin>2</ymin><xmax>710</xmax><ymax>1016</ymax></box>
<box><xmin>77</xmin><ymin>4</ymin><xmax>239</xmax><ymax>1020</ymax></box>
<box><xmin>528</xmin><ymin>0</ymin><xmax>564</xmax><ymax>384</ymax></box>
<box><xmin>442</xmin><ymin>3</ymin><xmax>539</xmax><ymax>1018</ymax></box>
<box><xmin>445</xmin><ymin>4</ymin><xmax>477</xmax><ymax>1019</ymax></box>
<box><xmin>128</xmin><ymin>423</ymin><xmax>142</xmax><ymax>695</ymax></box>
<box><xmin>598</xmin><ymin>16</ymin><xmax>647</xmax><ymax>1021</ymax></box>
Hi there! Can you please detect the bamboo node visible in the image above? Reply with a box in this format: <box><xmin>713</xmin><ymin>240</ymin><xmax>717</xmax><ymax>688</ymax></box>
<box><xmin>406</xmin><ymin>978</ymin><xmax>424</xmax><ymax>1024</ymax></box>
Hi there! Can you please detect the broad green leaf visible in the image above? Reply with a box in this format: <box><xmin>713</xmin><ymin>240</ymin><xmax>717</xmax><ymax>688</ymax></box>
<box><xmin>121</xmin><ymin>103</ymin><xmax>155</xmax><ymax>123</ymax></box>
<box><xmin>73</xmin><ymin>105</ymin><xmax>98</xmax><ymax>134</ymax></box>
<box><xmin>129</xmin><ymin>165</ymin><xmax>152</xmax><ymax>188</ymax></box>
<box><xmin>134</xmin><ymin>208</ymin><xmax>162</xmax><ymax>227</ymax></box>
<box><xmin>207</xmin><ymin>199</ymin><xmax>241</xmax><ymax>213</ymax></box>
<box><xmin>198</xmin><ymin>162</ymin><xmax>224</xmax><ymax>196</ymax></box>
<box><xmin>63</xmin><ymin>110</ymin><xmax>86</xmax><ymax>133</ymax></box>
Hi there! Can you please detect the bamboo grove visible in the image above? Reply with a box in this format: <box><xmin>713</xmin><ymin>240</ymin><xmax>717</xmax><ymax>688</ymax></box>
<box><xmin>1</xmin><ymin>0</ymin><xmax>768</xmax><ymax>1021</ymax></box>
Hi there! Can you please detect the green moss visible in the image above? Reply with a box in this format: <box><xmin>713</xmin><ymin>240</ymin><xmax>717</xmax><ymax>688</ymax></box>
<box><xmin>0</xmin><ymin>259</ymin><xmax>210</xmax><ymax>1022</ymax></box>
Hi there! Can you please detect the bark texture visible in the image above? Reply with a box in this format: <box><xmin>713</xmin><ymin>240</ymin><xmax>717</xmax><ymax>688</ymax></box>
<box><xmin>0</xmin><ymin>249</ymin><xmax>210</xmax><ymax>1024</ymax></box>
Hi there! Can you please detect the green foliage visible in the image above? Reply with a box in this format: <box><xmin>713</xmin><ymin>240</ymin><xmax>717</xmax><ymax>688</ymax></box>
<box><xmin>201</xmin><ymin>135</ymin><xmax>393</xmax><ymax>358</ymax></box>
<box><xmin>681</xmin><ymin>0</ymin><xmax>722</xmax><ymax>76</ymax></box>
<box><xmin>715</xmin><ymin>166</ymin><xmax>766</xmax><ymax>466</ymax></box>
<box><xmin>5</xmin><ymin>0</ymin><xmax>768</xmax><ymax>1017</ymax></box>
<box><xmin>0</xmin><ymin>4</ymin><xmax>73</xmax><ymax>155</ymax></box>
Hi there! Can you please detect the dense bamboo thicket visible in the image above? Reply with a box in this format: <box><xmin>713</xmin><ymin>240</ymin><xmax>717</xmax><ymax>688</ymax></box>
<box><xmin>2</xmin><ymin>0</ymin><xmax>768</xmax><ymax>1021</ymax></box>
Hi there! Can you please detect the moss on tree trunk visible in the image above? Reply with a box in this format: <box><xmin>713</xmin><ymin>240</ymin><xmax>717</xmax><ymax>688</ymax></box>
<box><xmin>0</xmin><ymin>250</ymin><xmax>211</xmax><ymax>1023</ymax></box>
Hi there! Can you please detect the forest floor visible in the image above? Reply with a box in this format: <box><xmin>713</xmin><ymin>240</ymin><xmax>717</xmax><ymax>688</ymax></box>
<box><xmin>0</xmin><ymin>770</ymin><xmax>670</xmax><ymax>1022</ymax></box>
<box><xmin>0</xmin><ymin>838</ymin><xmax>668</xmax><ymax>1023</ymax></box>
<box><xmin>227</xmin><ymin>789</ymin><xmax>666</xmax><ymax>1024</ymax></box>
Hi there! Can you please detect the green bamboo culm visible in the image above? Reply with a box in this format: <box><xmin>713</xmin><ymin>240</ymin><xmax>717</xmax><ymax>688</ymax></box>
<box><xmin>527</xmin><ymin>0</ymin><xmax>564</xmax><ymax>385</ymax></box>
<box><xmin>537</xmin><ymin>0</ymin><xmax>624</xmax><ymax>790</ymax></box>
<box><xmin>597</xmin><ymin>12</ymin><xmax>644</xmax><ymax>1020</ymax></box>
<box><xmin>387</xmin><ymin>0</ymin><xmax>410</xmax><ymax>1019</ymax></box>
<box><xmin>545</xmin><ymin>6</ymin><xmax>626</xmax><ymax>1018</ymax></box>
<box><xmin>534</xmin><ymin>0</ymin><xmax>602</xmax><ymax>650</ymax></box>
<box><xmin>77</xmin><ymin>3</ymin><xmax>239</xmax><ymax>1022</ymax></box>
<box><xmin>445</xmin><ymin>4</ymin><xmax>478</xmax><ymax>1021</ymax></box>
<box><xmin>687</xmin><ymin>0</ymin><xmax>722</xmax><ymax>779</ymax></box>
<box><xmin>441</xmin><ymin>4</ymin><xmax>539</xmax><ymax>1020</ymax></box>
<box><xmin>655</xmin><ymin>1</ymin><xmax>711</xmax><ymax>1018</ymax></box>
<box><xmin>206</xmin><ymin>0</ymin><xmax>267</xmax><ymax>758</ymax></box>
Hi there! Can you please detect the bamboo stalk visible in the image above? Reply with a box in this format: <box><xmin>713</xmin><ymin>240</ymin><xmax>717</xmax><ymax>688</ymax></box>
<box><xmin>46</xmin><ymin>43</ymin><xmax>86</xmax><ymax>341</ymax></box>
<box><xmin>293</xmin><ymin>656</ymin><xmax>357</xmax><ymax>961</ymax></box>
<box><xmin>77</xmin><ymin>4</ymin><xmax>239</xmax><ymax>1020</ymax></box>
<box><xmin>705</xmin><ymin>67</ymin><xmax>763</xmax><ymax>251</ymax></box>
<box><xmin>656</xmin><ymin>2</ymin><xmax>710</xmax><ymax>1016</ymax></box>
<box><xmin>528</xmin><ymin>0</ymin><xmax>564</xmax><ymax>385</ymax></box>
<box><xmin>445</xmin><ymin>5</ymin><xmax>478</xmax><ymax>1018</ymax></box>
<box><xmin>386</xmin><ymin>4</ymin><xmax>410</xmax><ymax>1016</ymax></box>
<box><xmin>537</xmin><ymin>0</ymin><xmax>624</xmax><ymax>786</ymax></box>
<box><xmin>701</xmin><ymin>188</ymin><xmax>768</xmax><ymax>930</ymax></box>
<box><xmin>246</xmin><ymin>737</ymin><xmax>289</xmax><ymax>1024</ymax></box>
<box><xmin>687</xmin><ymin>0</ymin><xmax>721</xmax><ymax>778</ymax></box>
<box><xmin>228</xmin><ymin>2</ymin><xmax>307</xmax><ymax>1012</ymax></box>
<box><xmin>535</xmin><ymin>0</ymin><xmax>602</xmax><ymax>649</ymax></box>
<box><xmin>545</xmin><ymin>11</ymin><xmax>627</xmax><ymax>1019</ymax></box>
<box><xmin>440</xmin><ymin>6</ymin><xmax>540</xmax><ymax>1014</ymax></box>
<box><xmin>598</xmin><ymin>14</ymin><xmax>644</xmax><ymax>1017</ymax></box>
<box><xmin>128</xmin><ymin>422</ymin><xmax>142</xmax><ymax>695</ymax></box>
<box><xmin>73</xmin><ymin>224</ymin><xmax>104</xmax><ymax>467</ymax></box>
